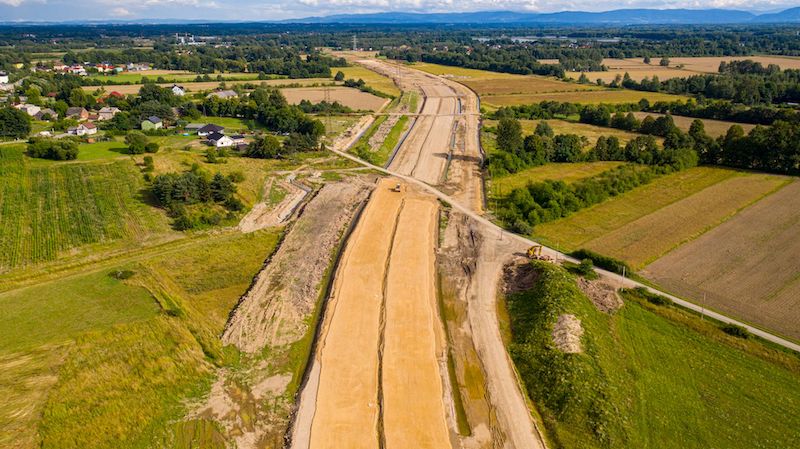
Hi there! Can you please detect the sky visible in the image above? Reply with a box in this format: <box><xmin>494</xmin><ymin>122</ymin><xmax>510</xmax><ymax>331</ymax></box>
<box><xmin>0</xmin><ymin>0</ymin><xmax>795</xmax><ymax>22</ymax></box>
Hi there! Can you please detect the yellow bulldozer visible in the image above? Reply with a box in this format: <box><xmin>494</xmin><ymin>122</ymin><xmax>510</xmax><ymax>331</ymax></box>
<box><xmin>526</xmin><ymin>245</ymin><xmax>552</xmax><ymax>262</ymax></box>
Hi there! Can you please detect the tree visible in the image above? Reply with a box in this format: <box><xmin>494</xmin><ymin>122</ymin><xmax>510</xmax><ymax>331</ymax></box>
<box><xmin>496</xmin><ymin>118</ymin><xmax>523</xmax><ymax>153</ymax></box>
<box><xmin>245</xmin><ymin>134</ymin><xmax>282</xmax><ymax>159</ymax></box>
<box><xmin>534</xmin><ymin>121</ymin><xmax>554</xmax><ymax>137</ymax></box>
<box><xmin>643</xmin><ymin>56</ymin><xmax>651</xmax><ymax>64</ymax></box>
<box><xmin>553</xmin><ymin>134</ymin><xmax>583</xmax><ymax>162</ymax></box>
<box><xmin>334</xmin><ymin>71</ymin><xmax>345</xmax><ymax>81</ymax></box>
<box><xmin>659</xmin><ymin>57</ymin><xmax>670</xmax><ymax>67</ymax></box>
<box><xmin>68</xmin><ymin>87</ymin><xmax>88</xmax><ymax>108</ymax></box>
<box><xmin>125</xmin><ymin>131</ymin><xmax>149</xmax><ymax>154</ymax></box>
<box><xmin>145</xmin><ymin>142</ymin><xmax>160</xmax><ymax>153</ymax></box>
<box><xmin>0</xmin><ymin>107</ymin><xmax>31</xmax><ymax>139</ymax></box>
<box><xmin>577</xmin><ymin>73</ymin><xmax>590</xmax><ymax>84</ymax></box>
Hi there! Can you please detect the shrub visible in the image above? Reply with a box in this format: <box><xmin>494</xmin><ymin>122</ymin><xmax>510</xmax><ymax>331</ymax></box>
<box><xmin>721</xmin><ymin>324</ymin><xmax>751</xmax><ymax>339</ymax></box>
<box><xmin>27</xmin><ymin>138</ymin><xmax>79</xmax><ymax>160</ymax></box>
<box><xmin>576</xmin><ymin>259</ymin><xmax>594</xmax><ymax>276</ymax></box>
<box><xmin>628</xmin><ymin>286</ymin><xmax>673</xmax><ymax>306</ymax></box>
<box><xmin>144</xmin><ymin>142</ymin><xmax>159</xmax><ymax>153</ymax></box>
<box><xmin>570</xmin><ymin>249</ymin><xmax>631</xmax><ymax>276</ymax></box>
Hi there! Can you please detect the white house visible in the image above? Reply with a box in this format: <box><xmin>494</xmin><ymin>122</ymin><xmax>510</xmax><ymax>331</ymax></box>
<box><xmin>0</xmin><ymin>71</ymin><xmax>8</xmax><ymax>84</ymax></box>
<box><xmin>172</xmin><ymin>84</ymin><xmax>186</xmax><ymax>96</ymax></box>
<box><xmin>207</xmin><ymin>131</ymin><xmax>234</xmax><ymax>148</ymax></box>
<box><xmin>73</xmin><ymin>122</ymin><xmax>98</xmax><ymax>136</ymax></box>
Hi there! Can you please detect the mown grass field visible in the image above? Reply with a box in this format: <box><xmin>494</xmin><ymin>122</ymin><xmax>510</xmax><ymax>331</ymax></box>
<box><xmin>76</xmin><ymin>141</ymin><xmax>130</xmax><ymax>160</ymax></box>
<box><xmin>531</xmin><ymin>167</ymin><xmax>754</xmax><ymax>255</ymax></box>
<box><xmin>484</xmin><ymin>89</ymin><xmax>687</xmax><ymax>106</ymax></box>
<box><xmin>489</xmin><ymin>161</ymin><xmax>625</xmax><ymax>197</ymax></box>
<box><xmin>0</xmin><ymin>146</ymin><xmax>172</xmax><ymax>271</ymax></box>
<box><xmin>507</xmin><ymin>262</ymin><xmax>800</xmax><ymax>449</ymax></box>
<box><xmin>0</xmin><ymin>228</ymin><xmax>282</xmax><ymax>449</ymax></box>
<box><xmin>337</xmin><ymin>65</ymin><xmax>401</xmax><ymax>97</ymax></box>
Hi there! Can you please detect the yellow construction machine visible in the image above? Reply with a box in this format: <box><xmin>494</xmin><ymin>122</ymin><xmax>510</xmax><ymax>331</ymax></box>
<box><xmin>526</xmin><ymin>245</ymin><xmax>552</xmax><ymax>262</ymax></box>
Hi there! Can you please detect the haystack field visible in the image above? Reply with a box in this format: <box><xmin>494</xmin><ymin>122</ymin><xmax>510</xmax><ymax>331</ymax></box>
<box><xmin>643</xmin><ymin>180</ymin><xmax>800</xmax><ymax>341</ymax></box>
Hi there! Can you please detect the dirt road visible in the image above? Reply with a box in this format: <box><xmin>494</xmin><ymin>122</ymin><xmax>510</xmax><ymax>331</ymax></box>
<box><xmin>293</xmin><ymin>179</ymin><xmax>451</xmax><ymax>449</ymax></box>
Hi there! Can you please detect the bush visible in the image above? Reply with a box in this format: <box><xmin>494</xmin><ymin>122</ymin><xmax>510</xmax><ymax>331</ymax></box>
<box><xmin>628</xmin><ymin>286</ymin><xmax>673</xmax><ymax>306</ymax></box>
<box><xmin>144</xmin><ymin>142</ymin><xmax>159</xmax><ymax>153</ymax></box>
<box><xmin>125</xmin><ymin>131</ymin><xmax>148</xmax><ymax>154</ymax></box>
<box><xmin>576</xmin><ymin>259</ymin><xmax>594</xmax><ymax>276</ymax></box>
<box><xmin>570</xmin><ymin>249</ymin><xmax>631</xmax><ymax>276</ymax></box>
<box><xmin>721</xmin><ymin>324</ymin><xmax>751</xmax><ymax>339</ymax></box>
<box><xmin>27</xmin><ymin>138</ymin><xmax>79</xmax><ymax>160</ymax></box>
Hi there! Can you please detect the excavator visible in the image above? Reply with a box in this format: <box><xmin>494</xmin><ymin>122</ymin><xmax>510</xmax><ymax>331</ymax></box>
<box><xmin>526</xmin><ymin>245</ymin><xmax>552</xmax><ymax>262</ymax></box>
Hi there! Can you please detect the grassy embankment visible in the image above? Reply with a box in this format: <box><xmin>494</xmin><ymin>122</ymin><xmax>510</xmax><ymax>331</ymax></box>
<box><xmin>505</xmin><ymin>261</ymin><xmax>800</xmax><ymax>449</ymax></box>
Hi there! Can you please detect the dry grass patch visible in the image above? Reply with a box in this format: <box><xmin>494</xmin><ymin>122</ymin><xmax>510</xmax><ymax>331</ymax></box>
<box><xmin>633</xmin><ymin>112</ymin><xmax>755</xmax><ymax>137</ymax></box>
<box><xmin>582</xmin><ymin>172</ymin><xmax>788</xmax><ymax>268</ymax></box>
<box><xmin>281</xmin><ymin>86</ymin><xmax>388</xmax><ymax>111</ymax></box>
<box><xmin>643</xmin><ymin>180</ymin><xmax>800</xmax><ymax>341</ymax></box>
<box><xmin>569</xmin><ymin>67</ymin><xmax>702</xmax><ymax>83</ymax></box>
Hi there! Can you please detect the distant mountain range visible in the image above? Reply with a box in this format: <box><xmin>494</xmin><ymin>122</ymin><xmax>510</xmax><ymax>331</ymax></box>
<box><xmin>284</xmin><ymin>8</ymin><xmax>800</xmax><ymax>25</ymax></box>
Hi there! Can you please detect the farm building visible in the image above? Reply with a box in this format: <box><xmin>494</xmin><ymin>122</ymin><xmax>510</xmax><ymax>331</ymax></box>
<box><xmin>142</xmin><ymin>116</ymin><xmax>163</xmax><ymax>131</ymax></box>
<box><xmin>197</xmin><ymin>124</ymin><xmax>224</xmax><ymax>136</ymax></box>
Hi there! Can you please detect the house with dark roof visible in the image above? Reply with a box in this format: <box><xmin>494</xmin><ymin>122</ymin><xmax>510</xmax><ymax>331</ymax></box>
<box><xmin>34</xmin><ymin>108</ymin><xmax>58</xmax><ymax>121</ymax></box>
<box><xmin>66</xmin><ymin>107</ymin><xmax>89</xmax><ymax>120</ymax></box>
<box><xmin>172</xmin><ymin>84</ymin><xmax>186</xmax><ymax>96</ymax></box>
<box><xmin>141</xmin><ymin>116</ymin><xmax>163</xmax><ymax>131</ymax></box>
<box><xmin>197</xmin><ymin>124</ymin><xmax>224</xmax><ymax>137</ymax></box>
<box><xmin>207</xmin><ymin>131</ymin><xmax>234</xmax><ymax>148</ymax></box>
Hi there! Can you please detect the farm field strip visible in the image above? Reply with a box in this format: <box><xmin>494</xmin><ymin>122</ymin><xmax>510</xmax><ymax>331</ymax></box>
<box><xmin>281</xmin><ymin>86</ymin><xmax>390</xmax><ymax>111</ymax></box>
<box><xmin>644</xmin><ymin>180</ymin><xmax>800</xmax><ymax>341</ymax></box>
<box><xmin>532</xmin><ymin>167</ymin><xmax>741</xmax><ymax>250</ymax></box>
<box><xmin>485</xmin><ymin>118</ymin><xmax>647</xmax><ymax>147</ymax></box>
<box><xmin>582</xmin><ymin>173</ymin><xmax>789</xmax><ymax>268</ymax></box>
<box><xmin>81</xmin><ymin>78</ymin><xmax>327</xmax><ymax>94</ymax></box>
<box><xmin>483</xmin><ymin>89</ymin><xmax>688</xmax><ymax>106</ymax></box>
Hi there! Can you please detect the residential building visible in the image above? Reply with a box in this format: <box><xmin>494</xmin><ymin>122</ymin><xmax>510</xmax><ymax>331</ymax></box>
<box><xmin>207</xmin><ymin>90</ymin><xmax>238</xmax><ymax>99</ymax></box>
<box><xmin>197</xmin><ymin>124</ymin><xmax>224</xmax><ymax>136</ymax></box>
<box><xmin>207</xmin><ymin>131</ymin><xmax>234</xmax><ymax>147</ymax></box>
<box><xmin>34</xmin><ymin>108</ymin><xmax>58</xmax><ymax>121</ymax></box>
<box><xmin>97</xmin><ymin>107</ymin><xmax>121</xmax><ymax>121</ymax></box>
<box><xmin>171</xmin><ymin>84</ymin><xmax>186</xmax><ymax>96</ymax></box>
<box><xmin>15</xmin><ymin>104</ymin><xmax>41</xmax><ymax>117</ymax></box>
<box><xmin>142</xmin><ymin>116</ymin><xmax>163</xmax><ymax>131</ymax></box>
<box><xmin>0</xmin><ymin>71</ymin><xmax>8</xmax><ymax>84</ymax></box>
<box><xmin>69</xmin><ymin>122</ymin><xmax>98</xmax><ymax>136</ymax></box>
<box><xmin>66</xmin><ymin>107</ymin><xmax>89</xmax><ymax>120</ymax></box>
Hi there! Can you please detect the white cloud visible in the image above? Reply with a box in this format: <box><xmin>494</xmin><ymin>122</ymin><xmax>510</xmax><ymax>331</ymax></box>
<box><xmin>0</xmin><ymin>0</ymin><xmax>26</xmax><ymax>6</ymax></box>
<box><xmin>111</xmin><ymin>7</ymin><xmax>132</xmax><ymax>16</ymax></box>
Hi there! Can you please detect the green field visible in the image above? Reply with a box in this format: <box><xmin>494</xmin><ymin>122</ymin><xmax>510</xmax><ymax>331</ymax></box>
<box><xmin>507</xmin><ymin>262</ymin><xmax>800</xmax><ymax>449</ymax></box>
<box><xmin>374</xmin><ymin>115</ymin><xmax>410</xmax><ymax>165</ymax></box>
<box><xmin>531</xmin><ymin>167</ymin><xmax>787</xmax><ymax>268</ymax></box>
<box><xmin>1</xmin><ymin>229</ymin><xmax>282</xmax><ymax>448</ymax></box>
<box><xmin>0</xmin><ymin>146</ymin><xmax>171</xmax><ymax>271</ymax></box>
<box><xmin>489</xmin><ymin>161</ymin><xmax>625</xmax><ymax>197</ymax></box>
<box><xmin>338</xmin><ymin>65</ymin><xmax>400</xmax><ymax>97</ymax></box>
<box><xmin>76</xmin><ymin>141</ymin><xmax>130</xmax><ymax>160</ymax></box>
<box><xmin>195</xmin><ymin>115</ymin><xmax>263</xmax><ymax>132</ymax></box>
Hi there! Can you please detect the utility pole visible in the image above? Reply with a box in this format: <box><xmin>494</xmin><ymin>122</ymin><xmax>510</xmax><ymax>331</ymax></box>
<box><xmin>323</xmin><ymin>85</ymin><xmax>332</xmax><ymax>131</ymax></box>
<box><xmin>352</xmin><ymin>34</ymin><xmax>357</xmax><ymax>52</ymax></box>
